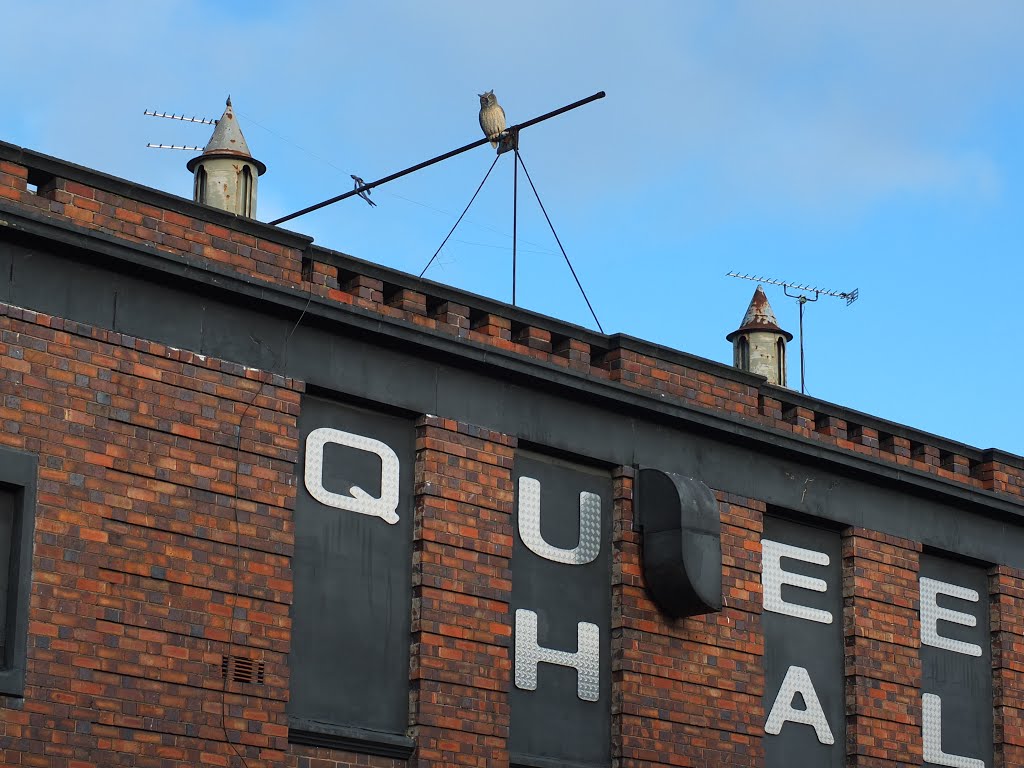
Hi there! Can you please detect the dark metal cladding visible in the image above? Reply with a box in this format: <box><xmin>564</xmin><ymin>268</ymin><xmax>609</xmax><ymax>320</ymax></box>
<box><xmin>636</xmin><ymin>468</ymin><xmax>722</xmax><ymax>617</ymax></box>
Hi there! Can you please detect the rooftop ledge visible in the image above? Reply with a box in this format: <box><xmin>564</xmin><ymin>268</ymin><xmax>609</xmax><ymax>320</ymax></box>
<box><xmin>1</xmin><ymin>139</ymin><xmax>1021</xmax><ymax>490</ymax></box>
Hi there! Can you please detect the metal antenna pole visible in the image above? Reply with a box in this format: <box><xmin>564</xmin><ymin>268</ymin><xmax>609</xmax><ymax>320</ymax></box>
<box><xmin>269</xmin><ymin>91</ymin><xmax>606</xmax><ymax>227</ymax></box>
<box><xmin>783</xmin><ymin>286</ymin><xmax>818</xmax><ymax>395</ymax></box>
<box><xmin>799</xmin><ymin>296</ymin><xmax>806</xmax><ymax>393</ymax></box>
<box><xmin>512</xmin><ymin>148</ymin><xmax>519</xmax><ymax>306</ymax></box>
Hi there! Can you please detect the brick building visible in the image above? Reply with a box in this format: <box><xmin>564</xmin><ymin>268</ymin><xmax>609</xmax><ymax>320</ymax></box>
<box><xmin>0</xmin><ymin>118</ymin><xmax>1022</xmax><ymax>768</ymax></box>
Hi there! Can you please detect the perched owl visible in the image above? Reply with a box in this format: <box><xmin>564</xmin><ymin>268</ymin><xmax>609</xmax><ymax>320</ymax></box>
<box><xmin>478</xmin><ymin>90</ymin><xmax>506</xmax><ymax>148</ymax></box>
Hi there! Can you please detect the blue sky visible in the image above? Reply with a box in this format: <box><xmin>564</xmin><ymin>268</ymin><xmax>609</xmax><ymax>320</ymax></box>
<box><xmin>3</xmin><ymin>2</ymin><xmax>1023</xmax><ymax>455</ymax></box>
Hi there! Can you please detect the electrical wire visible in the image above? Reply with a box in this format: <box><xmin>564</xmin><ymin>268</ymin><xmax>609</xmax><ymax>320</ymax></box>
<box><xmin>386</xmin><ymin>190</ymin><xmax>557</xmax><ymax>255</ymax></box>
<box><xmin>451</xmin><ymin>239</ymin><xmax>554</xmax><ymax>256</ymax></box>
<box><xmin>419</xmin><ymin>154</ymin><xmax>501</xmax><ymax>278</ymax></box>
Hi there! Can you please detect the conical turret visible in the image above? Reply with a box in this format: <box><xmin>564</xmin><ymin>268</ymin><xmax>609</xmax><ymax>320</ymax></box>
<box><xmin>187</xmin><ymin>97</ymin><xmax>265</xmax><ymax>217</ymax></box>
<box><xmin>726</xmin><ymin>286</ymin><xmax>793</xmax><ymax>386</ymax></box>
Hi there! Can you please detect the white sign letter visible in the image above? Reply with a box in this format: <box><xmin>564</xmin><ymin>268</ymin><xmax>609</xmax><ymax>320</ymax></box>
<box><xmin>514</xmin><ymin>609</ymin><xmax>600</xmax><ymax>702</ymax></box>
<box><xmin>761</xmin><ymin>539</ymin><xmax>832</xmax><ymax>624</ymax></box>
<box><xmin>304</xmin><ymin>428</ymin><xmax>400</xmax><ymax>524</ymax></box>
<box><xmin>518</xmin><ymin>477</ymin><xmax>601</xmax><ymax>565</ymax></box>
<box><xmin>923</xmin><ymin>693</ymin><xmax>985</xmax><ymax>768</ymax></box>
<box><xmin>920</xmin><ymin>577</ymin><xmax>982</xmax><ymax>657</ymax></box>
<box><xmin>764</xmin><ymin>665</ymin><xmax>834</xmax><ymax>745</ymax></box>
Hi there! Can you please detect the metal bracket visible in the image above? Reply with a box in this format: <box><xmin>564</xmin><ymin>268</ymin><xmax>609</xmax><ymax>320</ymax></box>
<box><xmin>497</xmin><ymin>127</ymin><xmax>520</xmax><ymax>155</ymax></box>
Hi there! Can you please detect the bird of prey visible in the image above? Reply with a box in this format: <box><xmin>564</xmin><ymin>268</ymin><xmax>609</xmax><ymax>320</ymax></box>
<box><xmin>478</xmin><ymin>90</ymin><xmax>506</xmax><ymax>149</ymax></box>
<box><xmin>351</xmin><ymin>174</ymin><xmax>376</xmax><ymax>207</ymax></box>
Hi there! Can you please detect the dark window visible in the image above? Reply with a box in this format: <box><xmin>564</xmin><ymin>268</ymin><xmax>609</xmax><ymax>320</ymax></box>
<box><xmin>738</xmin><ymin>335</ymin><xmax>750</xmax><ymax>370</ymax></box>
<box><xmin>776</xmin><ymin>337</ymin><xmax>786</xmax><ymax>385</ymax></box>
<box><xmin>0</xmin><ymin>448</ymin><xmax>37</xmax><ymax>697</ymax></box>
<box><xmin>195</xmin><ymin>166</ymin><xmax>208</xmax><ymax>205</ymax></box>
<box><xmin>0</xmin><ymin>490</ymin><xmax>12</xmax><ymax>661</ymax></box>
<box><xmin>241</xmin><ymin>166</ymin><xmax>253</xmax><ymax>217</ymax></box>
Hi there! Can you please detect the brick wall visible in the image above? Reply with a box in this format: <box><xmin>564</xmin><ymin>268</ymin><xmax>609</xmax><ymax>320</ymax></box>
<box><xmin>991</xmin><ymin>565</ymin><xmax>1024</xmax><ymax>768</ymax></box>
<box><xmin>612</xmin><ymin>480</ymin><xmax>765</xmax><ymax>767</ymax></box>
<box><xmin>842</xmin><ymin>530</ymin><xmax>922</xmax><ymax>766</ymax></box>
<box><xmin>410</xmin><ymin>417</ymin><xmax>515</xmax><ymax>768</ymax></box>
<box><xmin>288</xmin><ymin>743</ymin><xmax>406</xmax><ymax>768</ymax></box>
<box><xmin>0</xmin><ymin>302</ymin><xmax>301</xmax><ymax>768</ymax></box>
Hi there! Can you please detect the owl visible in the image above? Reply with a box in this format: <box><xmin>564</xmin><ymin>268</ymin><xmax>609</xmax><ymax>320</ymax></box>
<box><xmin>478</xmin><ymin>90</ymin><xmax>506</xmax><ymax>148</ymax></box>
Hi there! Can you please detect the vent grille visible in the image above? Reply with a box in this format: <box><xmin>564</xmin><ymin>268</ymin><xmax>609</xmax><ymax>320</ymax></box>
<box><xmin>221</xmin><ymin>655</ymin><xmax>265</xmax><ymax>686</ymax></box>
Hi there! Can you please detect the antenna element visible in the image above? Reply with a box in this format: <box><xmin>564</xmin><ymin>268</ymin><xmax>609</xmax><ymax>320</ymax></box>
<box><xmin>146</xmin><ymin>144</ymin><xmax>204</xmax><ymax>151</ymax></box>
<box><xmin>144</xmin><ymin>110</ymin><xmax>218</xmax><ymax>126</ymax></box>
<box><xmin>144</xmin><ymin>107</ymin><xmax>217</xmax><ymax>152</ymax></box>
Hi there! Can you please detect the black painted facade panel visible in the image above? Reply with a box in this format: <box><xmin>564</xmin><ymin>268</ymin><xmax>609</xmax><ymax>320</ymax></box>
<box><xmin>12</xmin><ymin>246</ymin><xmax>117</xmax><ymax>330</ymax></box>
<box><xmin>761</xmin><ymin>515</ymin><xmax>845</xmax><ymax>768</ymax></box>
<box><xmin>288</xmin><ymin>396</ymin><xmax>415</xmax><ymax>738</ymax></box>
<box><xmin>919</xmin><ymin>554</ymin><xmax>993</xmax><ymax>767</ymax></box>
<box><xmin>510</xmin><ymin>452</ymin><xmax>613</xmax><ymax>767</ymax></box>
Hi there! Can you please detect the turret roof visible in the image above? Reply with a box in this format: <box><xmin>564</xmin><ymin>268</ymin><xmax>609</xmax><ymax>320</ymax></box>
<box><xmin>187</xmin><ymin>97</ymin><xmax>266</xmax><ymax>175</ymax></box>
<box><xmin>726</xmin><ymin>285</ymin><xmax>793</xmax><ymax>342</ymax></box>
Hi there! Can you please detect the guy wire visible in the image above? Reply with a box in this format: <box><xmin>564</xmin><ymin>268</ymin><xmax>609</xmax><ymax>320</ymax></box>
<box><xmin>515</xmin><ymin>150</ymin><xmax>604</xmax><ymax>333</ymax></box>
<box><xmin>419</xmin><ymin>154</ymin><xmax>502</xmax><ymax>278</ymax></box>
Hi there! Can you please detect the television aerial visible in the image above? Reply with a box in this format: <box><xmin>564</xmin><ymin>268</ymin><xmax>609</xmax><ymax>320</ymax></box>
<box><xmin>727</xmin><ymin>272</ymin><xmax>859</xmax><ymax>394</ymax></box>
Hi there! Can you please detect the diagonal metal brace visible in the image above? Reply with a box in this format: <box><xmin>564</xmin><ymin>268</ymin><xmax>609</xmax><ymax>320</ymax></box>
<box><xmin>268</xmin><ymin>91</ymin><xmax>605</xmax><ymax>226</ymax></box>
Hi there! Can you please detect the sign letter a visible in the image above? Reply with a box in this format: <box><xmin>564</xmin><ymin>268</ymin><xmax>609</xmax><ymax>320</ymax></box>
<box><xmin>764</xmin><ymin>665</ymin><xmax>835</xmax><ymax>745</ymax></box>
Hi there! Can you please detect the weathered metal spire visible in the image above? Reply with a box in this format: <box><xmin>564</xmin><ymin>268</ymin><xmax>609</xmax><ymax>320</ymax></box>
<box><xmin>726</xmin><ymin>286</ymin><xmax>792</xmax><ymax>386</ymax></box>
<box><xmin>187</xmin><ymin>97</ymin><xmax>265</xmax><ymax>217</ymax></box>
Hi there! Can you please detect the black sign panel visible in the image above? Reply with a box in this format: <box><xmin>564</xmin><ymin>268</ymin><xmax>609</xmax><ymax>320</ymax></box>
<box><xmin>288</xmin><ymin>396</ymin><xmax>414</xmax><ymax>738</ymax></box>
<box><xmin>919</xmin><ymin>554</ymin><xmax>992</xmax><ymax>768</ymax></box>
<box><xmin>510</xmin><ymin>452</ymin><xmax>612</xmax><ymax>767</ymax></box>
<box><xmin>761</xmin><ymin>515</ymin><xmax>845</xmax><ymax>768</ymax></box>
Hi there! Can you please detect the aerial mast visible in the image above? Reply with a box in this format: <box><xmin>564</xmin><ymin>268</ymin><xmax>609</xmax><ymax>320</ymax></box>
<box><xmin>727</xmin><ymin>272</ymin><xmax>859</xmax><ymax>394</ymax></box>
